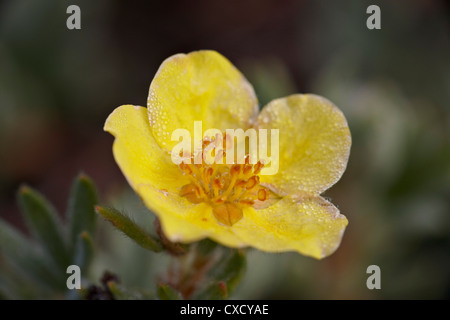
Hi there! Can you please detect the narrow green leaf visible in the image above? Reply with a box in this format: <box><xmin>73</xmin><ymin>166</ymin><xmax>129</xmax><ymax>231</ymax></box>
<box><xmin>0</xmin><ymin>219</ymin><xmax>66</xmax><ymax>290</ymax></box>
<box><xmin>195</xmin><ymin>281</ymin><xmax>228</xmax><ymax>300</ymax></box>
<box><xmin>17</xmin><ymin>186</ymin><xmax>70</xmax><ymax>269</ymax></box>
<box><xmin>157</xmin><ymin>283</ymin><xmax>182</xmax><ymax>300</ymax></box>
<box><xmin>96</xmin><ymin>206</ymin><xmax>163</xmax><ymax>252</ymax></box>
<box><xmin>107</xmin><ymin>281</ymin><xmax>154</xmax><ymax>300</ymax></box>
<box><xmin>67</xmin><ymin>174</ymin><xmax>98</xmax><ymax>251</ymax></box>
<box><xmin>73</xmin><ymin>231</ymin><xmax>94</xmax><ymax>273</ymax></box>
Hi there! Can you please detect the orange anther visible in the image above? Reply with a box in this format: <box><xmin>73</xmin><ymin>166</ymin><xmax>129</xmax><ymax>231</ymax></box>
<box><xmin>180</xmin><ymin>184</ymin><xmax>203</xmax><ymax>204</ymax></box>
<box><xmin>245</xmin><ymin>176</ymin><xmax>259</xmax><ymax>189</ymax></box>
<box><xmin>213</xmin><ymin>197</ymin><xmax>226</xmax><ymax>204</ymax></box>
<box><xmin>239</xmin><ymin>199</ymin><xmax>255</xmax><ymax>206</ymax></box>
<box><xmin>213</xmin><ymin>178</ymin><xmax>223</xmax><ymax>190</ymax></box>
<box><xmin>243</xmin><ymin>164</ymin><xmax>253</xmax><ymax>175</ymax></box>
<box><xmin>235</xmin><ymin>180</ymin><xmax>247</xmax><ymax>188</ymax></box>
<box><xmin>258</xmin><ymin>189</ymin><xmax>267</xmax><ymax>201</ymax></box>
<box><xmin>179</xmin><ymin>162</ymin><xmax>192</xmax><ymax>174</ymax></box>
<box><xmin>230</xmin><ymin>164</ymin><xmax>241</xmax><ymax>176</ymax></box>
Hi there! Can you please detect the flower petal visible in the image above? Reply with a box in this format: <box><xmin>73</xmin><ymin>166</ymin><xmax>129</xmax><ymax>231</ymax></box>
<box><xmin>104</xmin><ymin>105</ymin><xmax>186</xmax><ymax>193</ymax></box>
<box><xmin>135</xmin><ymin>184</ymin><xmax>246</xmax><ymax>248</ymax></box>
<box><xmin>256</xmin><ymin>94</ymin><xmax>351</xmax><ymax>195</ymax></box>
<box><xmin>231</xmin><ymin>196</ymin><xmax>348</xmax><ymax>259</ymax></box>
<box><xmin>148</xmin><ymin>50</ymin><xmax>258</xmax><ymax>150</ymax></box>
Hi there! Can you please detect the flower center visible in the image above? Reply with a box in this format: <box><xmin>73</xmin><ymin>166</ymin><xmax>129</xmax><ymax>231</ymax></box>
<box><xmin>178</xmin><ymin>135</ymin><xmax>268</xmax><ymax>226</ymax></box>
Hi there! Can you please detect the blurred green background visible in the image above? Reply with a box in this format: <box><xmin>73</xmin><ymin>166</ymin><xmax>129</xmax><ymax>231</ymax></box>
<box><xmin>0</xmin><ymin>0</ymin><xmax>449</xmax><ymax>299</ymax></box>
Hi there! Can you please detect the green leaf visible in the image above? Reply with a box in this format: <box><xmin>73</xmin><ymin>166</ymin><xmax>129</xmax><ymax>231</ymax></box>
<box><xmin>73</xmin><ymin>231</ymin><xmax>94</xmax><ymax>273</ymax></box>
<box><xmin>157</xmin><ymin>283</ymin><xmax>182</xmax><ymax>300</ymax></box>
<box><xmin>67</xmin><ymin>174</ymin><xmax>98</xmax><ymax>252</ymax></box>
<box><xmin>195</xmin><ymin>281</ymin><xmax>228</xmax><ymax>300</ymax></box>
<box><xmin>107</xmin><ymin>281</ymin><xmax>154</xmax><ymax>300</ymax></box>
<box><xmin>17</xmin><ymin>186</ymin><xmax>70</xmax><ymax>270</ymax></box>
<box><xmin>96</xmin><ymin>206</ymin><xmax>163</xmax><ymax>252</ymax></box>
<box><xmin>0</xmin><ymin>219</ymin><xmax>66</xmax><ymax>290</ymax></box>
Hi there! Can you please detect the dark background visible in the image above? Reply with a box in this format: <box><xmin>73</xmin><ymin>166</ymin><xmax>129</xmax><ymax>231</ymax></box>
<box><xmin>0</xmin><ymin>0</ymin><xmax>449</xmax><ymax>299</ymax></box>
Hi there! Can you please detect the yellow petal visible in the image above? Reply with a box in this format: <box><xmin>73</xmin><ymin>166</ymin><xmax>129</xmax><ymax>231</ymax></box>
<box><xmin>104</xmin><ymin>105</ymin><xmax>186</xmax><ymax>193</ymax></box>
<box><xmin>148</xmin><ymin>50</ymin><xmax>258</xmax><ymax>150</ymax></box>
<box><xmin>256</xmin><ymin>94</ymin><xmax>351</xmax><ymax>195</ymax></box>
<box><xmin>135</xmin><ymin>184</ymin><xmax>246</xmax><ymax>247</ymax></box>
<box><xmin>232</xmin><ymin>196</ymin><xmax>348</xmax><ymax>259</ymax></box>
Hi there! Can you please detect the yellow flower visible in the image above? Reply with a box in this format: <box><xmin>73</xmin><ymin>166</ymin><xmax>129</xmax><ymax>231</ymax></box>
<box><xmin>104</xmin><ymin>50</ymin><xmax>351</xmax><ymax>259</ymax></box>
